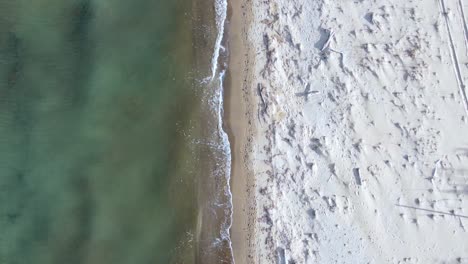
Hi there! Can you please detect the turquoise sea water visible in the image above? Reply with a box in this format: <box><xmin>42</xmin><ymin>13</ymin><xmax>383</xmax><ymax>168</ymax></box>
<box><xmin>0</xmin><ymin>0</ymin><xmax>231</xmax><ymax>263</ymax></box>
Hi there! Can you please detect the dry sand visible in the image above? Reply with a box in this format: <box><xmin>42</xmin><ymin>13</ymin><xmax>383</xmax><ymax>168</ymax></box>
<box><xmin>229</xmin><ymin>0</ymin><xmax>468</xmax><ymax>263</ymax></box>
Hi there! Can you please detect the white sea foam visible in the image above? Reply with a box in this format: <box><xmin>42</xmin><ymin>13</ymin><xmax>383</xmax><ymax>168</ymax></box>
<box><xmin>216</xmin><ymin>70</ymin><xmax>234</xmax><ymax>263</ymax></box>
<box><xmin>210</xmin><ymin>0</ymin><xmax>228</xmax><ymax>81</ymax></box>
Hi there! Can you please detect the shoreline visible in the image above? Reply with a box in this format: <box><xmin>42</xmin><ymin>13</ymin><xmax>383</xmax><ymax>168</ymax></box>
<box><xmin>225</xmin><ymin>0</ymin><xmax>256</xmax><ymax>263</ymax></box>
<box><xmin>192</xmin><ymin>0</ymin><xmax>235</xmax><ymax>262</ymax></box>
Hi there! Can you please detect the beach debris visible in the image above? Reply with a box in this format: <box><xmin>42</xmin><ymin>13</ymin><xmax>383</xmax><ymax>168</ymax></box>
<box><xmin>320</xmin><ymin>29</ymin><xmax>335</xmax><ymax>52</ymax></box>
<box><xmin>307</xmin><ymin>208</ymin><xmax>317</xmax><ymax>219</ymax></box>
<box><xmin>257</xmin><ymin>83</ymin><xmax>268</xmax><ymax>122</ymax></box>
<box><xmin>353</xmin><ymin>168</ymin><xmax>362</xmax><ymax>186</ymax></box>
<box><xmin>295</xmin><ymin>84</ymin><xmax>319</xmax><ymax>100</ymax></box>
<box><xmin>277</xmin><ymin>247</ymin><xmax>286</xmax><ymax>264</ymax></box>
<box><xmin>364</xmin><ymin>12</ymin><xmax>374</xmax><ymax>24</ymax></box>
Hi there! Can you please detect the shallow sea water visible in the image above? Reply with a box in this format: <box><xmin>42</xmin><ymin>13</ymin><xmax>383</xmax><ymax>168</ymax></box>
<box><xmin>0</xmin><ymin>0</ymin><xmax>230</xmax><ymax>263</ymax></box>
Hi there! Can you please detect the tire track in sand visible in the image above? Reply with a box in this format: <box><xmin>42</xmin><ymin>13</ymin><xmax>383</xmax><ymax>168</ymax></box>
<box><xmin>439</xmin><ymin>0</ymin><xmax>468</xmax><ymax>116</ymax></box>
<box><xmin>458</xmin><ymin>0</ymin><xmax>468</xmax><ymax>56</ymax></box>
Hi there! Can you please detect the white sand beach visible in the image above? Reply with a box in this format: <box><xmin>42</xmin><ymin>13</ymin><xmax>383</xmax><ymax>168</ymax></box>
<box><xmin>229</xmin><ymin>0</ymin><xmax>468</xmax><ymax>263</ymax></box>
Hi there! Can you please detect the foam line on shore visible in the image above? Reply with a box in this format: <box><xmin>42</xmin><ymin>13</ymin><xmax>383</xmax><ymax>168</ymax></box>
<box><xmin>216</xmin><ymin>70</ymin><xmax>235</xmax><ymax>263</ymax></box>
<box><xmin>209</xmin><ymin>0</ymin><xmax>234</xmax><ymax>262</ymax></box>
<box><xmin>210</xmin><ymin>0</ymin><xmax>228</xmax><ymax>81</ymax></box>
